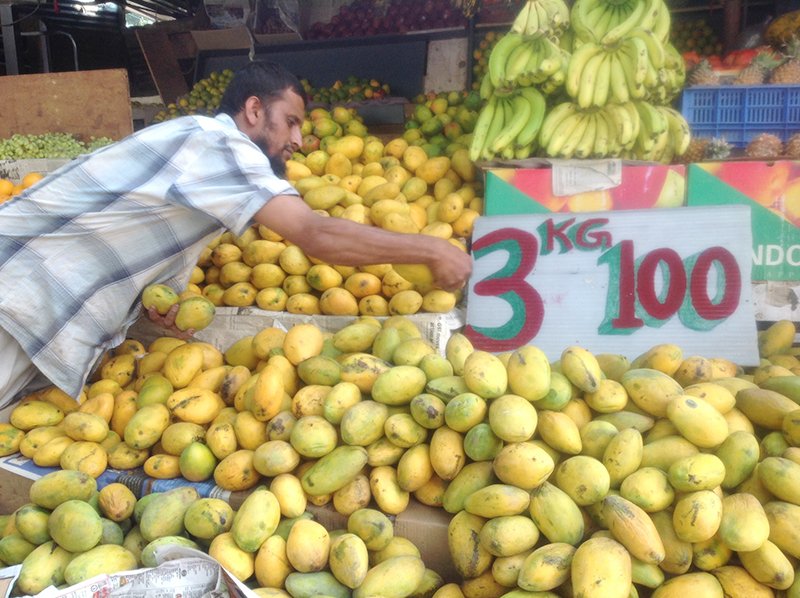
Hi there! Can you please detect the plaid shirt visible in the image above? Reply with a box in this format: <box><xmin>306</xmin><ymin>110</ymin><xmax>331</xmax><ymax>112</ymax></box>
<box><xmin>0</xmin><ymin>113</ymin><xmax>297</xmax><ymax>398</ymax></box>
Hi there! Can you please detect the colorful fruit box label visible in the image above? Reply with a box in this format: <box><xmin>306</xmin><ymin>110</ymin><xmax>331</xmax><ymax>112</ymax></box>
<box><xmin>465</xmin><ymin>206</ymin><xmax>758</xmax><ymax>365</ymax></box>
<box><xmin>686</xmin><ymin>162</ymin><xmax>800</xmax><ymax>282</ymax></box>
<box><xmin>484</xmin><ymin>164</ymin><xmax>687</xmax><ymax>216</ymax></box>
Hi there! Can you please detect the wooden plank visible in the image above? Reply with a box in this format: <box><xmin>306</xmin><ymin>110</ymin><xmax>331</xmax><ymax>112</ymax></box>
<box><xmin>0</xmin><ymin>69</ymin><xmax>133</xmax><ymax>140</ymax></box>
<box><xmin>136</xmin><ymin>27</ymin><xmax>191</xmax><ymax>105</ymax></box>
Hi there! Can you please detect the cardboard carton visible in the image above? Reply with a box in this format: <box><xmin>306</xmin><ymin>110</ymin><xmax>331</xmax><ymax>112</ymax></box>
<box><xmin>484</xmin><ymin>163</ymin><xmax>687</xmax><ymax>216</ymax></box>
<box><xmin>687</xmin><ymin>161</ymin><xmax>800</xmax><ymax>321</ymax></box>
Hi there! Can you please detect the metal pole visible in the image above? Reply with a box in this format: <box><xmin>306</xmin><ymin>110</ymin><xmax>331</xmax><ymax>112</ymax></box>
<box><xmin>1</xmin><ymin>4</ymin><xmax>20</xmax><ymax>75</ymax></box>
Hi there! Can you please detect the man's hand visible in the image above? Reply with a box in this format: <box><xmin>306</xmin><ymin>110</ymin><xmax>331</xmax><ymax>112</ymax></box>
<box><xmin>146</xmin><ymin>304</ymin><xmax>195</xmax><ymax>340</ymax></box>
<box><xmin>430</xmin><ymin>241</ymin><xmax>473</xmax><ymax>292</ymax></box>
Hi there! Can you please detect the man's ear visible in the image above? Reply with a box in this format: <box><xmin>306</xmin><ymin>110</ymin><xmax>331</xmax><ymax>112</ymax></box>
<box><xmin>242</xmin><ymin>96</ymin><xmax>263</xmax><ymax>126</ymax></box>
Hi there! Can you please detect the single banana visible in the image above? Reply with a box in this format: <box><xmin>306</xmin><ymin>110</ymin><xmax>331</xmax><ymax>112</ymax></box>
<box><xmin>469</xmin><ymin>96</ymin><xmax>498</xmax><ymax>161</ymax></box>
<box><xmin>577</xmin><ymin>50</ymin><xmax>606</xmax><ymax>109</ymax></box>
<box><xmin>633</xmin><ymin>103</ymin><xmax>656</xmax><ymax>153</ymax></box>
<box><xmin>546</xmin><ymin>110</ymin><xmax>583</xmax><ymax>156</ymax></box>
<box><xmin>643</xmin><ymin>56</ymin><xmax>659</xmax><ymax>90</ymax></box>
<box><xmin>593</xmin><ymin>108</ymin><xmax>612</xmax><ymax>157</ymax></box>
<box><xmin>511</xmin><ymin>1</ymin><xmax>533</xmax><ymax>34</ymax></box>
<box><xmin>479</xmin><ymin>72</ymin><xmax>494</xmax><ymax>100</ymax></box>
<box><xmin>621</xmin><ymin>101</ymin><xmax>641</xmax><ymax>147</ymax></box>
<box><xmin>651</xmin><ymin>0</ymin><xmax>671</xmax><ymax>42</ymax></box>
<box><xmin>629</xmin><ymin>27</ymin><xmax>665</xmax><ymax>68</ymax></box>
<box><xmin>491</xmin><ymin>93</ymin><xmax>533</xmax><ymax>153</ymax></box>
<box><xmin>606</xmin><ymin>103</ymin><xmax>633</xmax><ymax>148</ymax></box>
<box><xmin>500</xmin><ymin>145</ymin><xmax>516</xmax><ymax>160</ymax></box>
<box><xmin>608</xmin><ymin>52</ymin><xmax>631</xmax><ymax>103</ymax></box>
<box><xmin>601</xmin><ymin>0</ymin><xmax>645</xmax><ymax>45</ymax></box>
<box><xmin>660</xmin><ymin>106</ymin><xmax>692</xmax><ymax>156</ymax></box>
<box><xmin>592</xmin><ymin>52</ymin><xmax>612</xmax><ymax>107</ymax></box>
<box><xmin>566</xmin><ymin>41</ymin><xmax>602</xmax><ymax>99</ymax></box>
<box><xmin>618</xmin><ymin>42</ymin><xmax>646</xmax><ymax>100</ymax></box>
<box><xmin>624</xmin><ymin>36</ymin><xmax>649</xmax><ymax>86</ymax></box>
<box><xmin>539</xmin><ymin>101</ymin><xmax>577</xmax><ymax>149</ymax></box>
<box><xmin>505</xmin><ymin>41</ymin><xmax>535</xmax><ymax>85</ymax></box>
<box><xmin>557</xmin><ymin>113</ymin><xmax>590</xmax><ymax>158</ymax></box>
<box><xmin>514</xmin><ymin>142</ymin><xmax>536</xmax><ymax>160</ymax></box>
<box><xmin>570</xmin><ymin>0</ymin><xmax>598</xmax><ymax>42</ymax></box>
<box><xmin>542</xmin><ymin>0</ymin><xmax>570</xmax><ymax>32</ymax></box>
<box><xmin>573</xmin><ymin>112</ymin><xmax>598</xmax><ymax>159</ymax></box>
<box><xmin>515</xmin><ymin>87</ymin><xmax>548</xmax><ymax>147</ymax></box>
<box><xmin>488</xmin><ymin>33</ymin><xmax>525</xmax><ymax>88</ymax></box>
<box><xmin>638</xmin><ymin>0</ymin><xmax>662</xmax><ymax>33</ymax></box>
<box><xmin>534</xmin><ymin>38</ymin><xmax>564</xmax><ymax>82</ymax></box>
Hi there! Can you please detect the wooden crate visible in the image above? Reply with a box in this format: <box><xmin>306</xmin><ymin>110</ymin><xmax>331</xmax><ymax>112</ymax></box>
<box><xmin>0</xmin><ymin>69</ymin><xmax>133</xmax><ymax>140</ymax></box>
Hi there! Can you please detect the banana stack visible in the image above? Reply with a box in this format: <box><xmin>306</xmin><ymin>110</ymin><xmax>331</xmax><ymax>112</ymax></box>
<box><xmin>471</xmin><ymin>0</ymin><xmax>692</xmax><ymax>163</ymax></box>
<box><xmin>483</xmin><ymin>0</ymin><xmax>571</xmax><ymax>95</ymax></box>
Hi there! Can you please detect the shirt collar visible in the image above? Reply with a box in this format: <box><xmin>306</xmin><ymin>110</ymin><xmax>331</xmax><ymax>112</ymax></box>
<box><xmin>214</xmin><ymin>112</ymin><xmax>238</xmax><ymax>129</ymax></box>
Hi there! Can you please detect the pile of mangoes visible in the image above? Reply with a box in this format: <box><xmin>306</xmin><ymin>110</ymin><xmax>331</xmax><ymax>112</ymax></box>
<box><xmin>185</xmin><ymin>110</ymin><xmax>481</xmax><ymax>317</ymax></box>
<box><xmin>0</xmin><ymin>318</ymin><xmax>799</xmax><ymax>597</ymax></box>
<box><xmin>0</xmin><ymin>471</ymin><xmax>439</xmax><ymax>596</ymax></box>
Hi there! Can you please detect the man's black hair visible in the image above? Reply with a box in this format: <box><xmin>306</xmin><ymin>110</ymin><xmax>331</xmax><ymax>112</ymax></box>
<box><xmin>218</xmin><ymin>61</ymin><xmax>308</xmax><ymax>116</ymax></box>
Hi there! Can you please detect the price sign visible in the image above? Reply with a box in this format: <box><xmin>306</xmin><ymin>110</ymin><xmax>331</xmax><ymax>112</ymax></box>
<box><xmin>465</xmin><ymin>206</ymin><xmax>759</xmax><ymax>365</ymax></box>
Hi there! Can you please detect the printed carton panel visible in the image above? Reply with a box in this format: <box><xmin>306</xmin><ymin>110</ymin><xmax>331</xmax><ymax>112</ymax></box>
<box><xmin>484</xmin><ymin>164</ymin><xmax>687</xmax><ymax>216</ymax></box>
<box><xmin>686</xmin><ymin>161</ymin><xmax>800</xmax><ymax>283</ymax></box>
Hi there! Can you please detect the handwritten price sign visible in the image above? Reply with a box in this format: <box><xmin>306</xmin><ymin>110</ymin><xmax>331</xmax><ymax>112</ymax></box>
<box><xmin>465</xmin><ymin>206</ymin><xmax>759</xmax><ymax>365</ymax></box>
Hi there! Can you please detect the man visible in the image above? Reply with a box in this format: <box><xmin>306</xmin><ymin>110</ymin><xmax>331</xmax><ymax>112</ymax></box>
<box><xmin>0</xmin><ymin>61</ymin><xmax>472</xmax><ymax>408</ymax></box>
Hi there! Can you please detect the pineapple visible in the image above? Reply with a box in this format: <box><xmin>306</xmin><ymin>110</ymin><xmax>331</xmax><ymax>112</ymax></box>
<box><xmin>688</xmin><ymin>60</ymin><xmax>720</xmax><ymax>87</ymax></box>
<box><xmin>784</xmin><ymin>131</ymin><xmax>800</xmax><ymax>158</ymax></box>
<box><xmin>745</xmin><ymin>133</ymin><xmax>784</xmax><ymax>158</ymax></box>
<box><xmin>706</xmin><ymin>137</ymin><xmax>733</xmax><ymax>160</ymax></box>
<box><xmin>733</xmin><ymin>52</ymin><xmax>780</xmax><ymax>85</ymax></box>
<box><xmin>681</xmin><ymin>137</ymin><xmax>710</xmax><ymax>162</ymax></box>
<box><xmin>770</xmin><ymin>38</ymin><xmax>800</xmax><ymax>84</ymax></box>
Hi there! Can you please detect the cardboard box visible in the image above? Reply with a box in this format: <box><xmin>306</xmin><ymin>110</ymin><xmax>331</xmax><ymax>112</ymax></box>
<box><xmin>0</xmin><ymin>70</ymin><xmax>133</xmax><ymax>141</ymax></box>
<box><xmin>484</xmin><ymin>163</ymin><xmax>687</xmax><ymax>216</ymax></box>
<box><xmin>687</xmin><ymin>161</ymin><xmax>800</xmax><ymax>321</ymax></box>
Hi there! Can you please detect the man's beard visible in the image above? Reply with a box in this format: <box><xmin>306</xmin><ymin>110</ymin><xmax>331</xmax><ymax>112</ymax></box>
<box><xmin>268</xmin><ymin>153</ymin><xmax>287</xmax><ymax>178</ymax></box>
<box><xmin>253</xmin><ymin>137</ymin><xmax>287</xmax><ymax>178</ymax></box>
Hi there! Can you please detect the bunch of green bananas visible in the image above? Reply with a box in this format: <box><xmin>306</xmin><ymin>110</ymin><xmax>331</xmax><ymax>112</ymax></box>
<box><xmin>469</xmin><ymin>87</ymin><xmax>547</xmax><ymax>161</ymax></box>
<box><xmin>565</xmin><ymin>0</ymin><xmax>684</xmax><ymax>109</ymax></box>
<box><xmin>485</xmin><ymin>33</ymin><xmax>570</xmax><ymax>96</ymax></box>
<box><xmin>484</xmin><ymin>0</ymin><xmax>571</xmax><ymax>95</ymax></box>
<box><xmin>538</xmin><ymin>100</ymin><xmax>690</xmax><ymax>161</ymax></box>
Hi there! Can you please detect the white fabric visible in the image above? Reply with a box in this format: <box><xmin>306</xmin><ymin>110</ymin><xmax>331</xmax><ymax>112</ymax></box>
<box><xmin>0</xmin><ymin>325</ymin><xmax>38</xmax><ymax>409</ymax></box>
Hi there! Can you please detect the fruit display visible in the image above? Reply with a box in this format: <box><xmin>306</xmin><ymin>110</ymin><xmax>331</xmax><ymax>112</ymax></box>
<box><xmin>0</xmin><ymin>472</ymin><xmax>439</xmax><ymax>595</ymax></box>
<box><xmin>185</xmin><ymin>107</ymin><xmax>479</xmax><ymax>317</ymax></box>
<box><xmin>1</xmin><ymin>314</ymin><xmax>800</xmax><ymax>596</ymax></box>
<box><xmin>470</xmin><ymin>0</ymin><xmax>691</xmax><ymax>163</ymax></box>
<box><xmin>0</xmin><ymin>171</ymin><xmax>44</xmax><ymax>203</ymax></box>
<box><xmin>0</xmin><ymin>133</ymin><xmax>112</xmax><ymax>159</ymax></box>
<box><xmin>403</xmin><ymin>90</ymin><xmax>482</xmax><ymax>157</ymax></box>
<box><xmin>305</xmin><ymin>0</ymin><xmax>468</xmax><ymax>40</ymax></box>
<box><xmin>670</xmin><ymin>17</ymin><xmax>722</xmax><ymax>57</ymax></box>
<box><xmin>301</xmin><ymin>76</ymin><xmax>392</xmax><ymax>105</ymax></box>
<box><xmin>153</xmin><ymin>69</ymin><xmax>235</xmax><ymax>122</ymax></box>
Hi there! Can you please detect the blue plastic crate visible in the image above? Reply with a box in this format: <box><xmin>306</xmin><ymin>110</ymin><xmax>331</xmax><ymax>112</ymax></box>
<box><xmin>681</xmin><ymin>84</ymin><xmax>800</xmax><ymax>147</ymax></box>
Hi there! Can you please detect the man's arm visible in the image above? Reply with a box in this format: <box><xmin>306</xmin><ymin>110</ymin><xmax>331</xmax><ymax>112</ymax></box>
<box><xmin>253</xmin><ymin>195</ymin><xmax>473</xmax><ymax>292</ymax></box>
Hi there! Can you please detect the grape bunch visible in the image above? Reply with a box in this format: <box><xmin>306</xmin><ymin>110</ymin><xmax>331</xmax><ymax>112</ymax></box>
<box><xmin>0</xmin><ymin>133</ymin><xmax>113</xmax><ymax>160</ymax></box>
